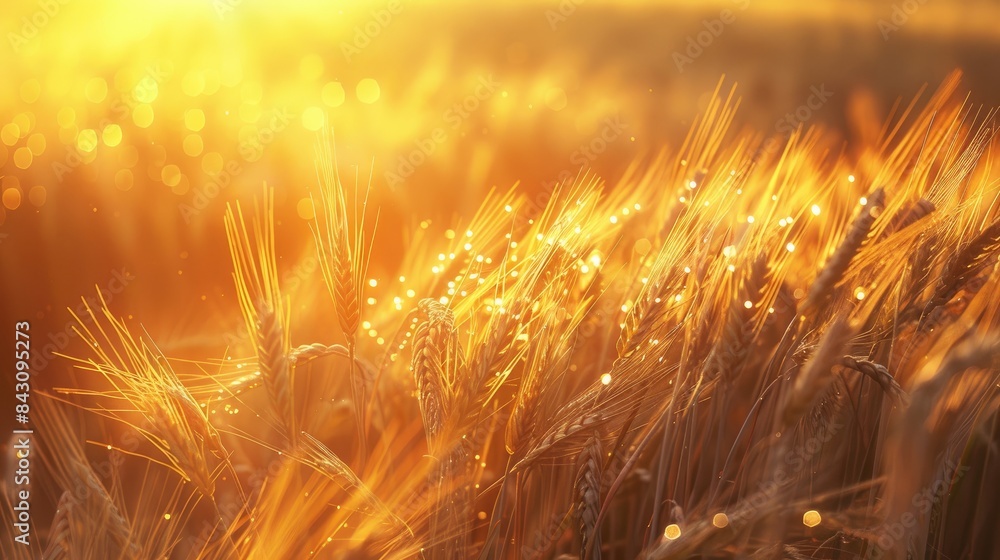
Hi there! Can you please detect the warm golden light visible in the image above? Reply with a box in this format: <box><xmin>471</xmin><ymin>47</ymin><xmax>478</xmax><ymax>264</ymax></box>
<box><xmin>4</xmin><ymin>2</ymin><xmax>998</xmax><ymax>559</ymax></box>
<box><xmin>803</xmin><ymin>510</ymin><xmax>821</xmax><ymax>528</ymax></box>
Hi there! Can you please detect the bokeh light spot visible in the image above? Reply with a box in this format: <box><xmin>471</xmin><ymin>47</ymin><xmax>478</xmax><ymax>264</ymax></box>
<box><xmin>302</xmin><ymin>107</ymin><xmax>325</xmax><ymax>131</ymax></box>
<box><xmin>28</xmin><ymin>185</ymin><xmax>46</xmax><ymax>207</ymax></box>
<box><xmin>13</xmin><ymin>113</ymin><xmax>33</xmax><ymax>134</ymax></box>
<box><xmin>134</xmin><ymin>79</ymin><xmax>158</xmax><ymax>103</ymax></box>
<box><xmin>171</xmin><ymin>175</ymin><xmax>190</xmax><ymax>195</ymax></box>
<box><xmin>27</xmin><ymin>133</ymin><xmax>46</xmax><ymax>156</ymax></box>
<box><xmin>322</xmin><ymin>82</ymin><xmax>346</xmax><ymax>107</ymax></box>
<box><xmin>356</xmin><ymin>79</ymin><xmax>381</xmax><ymax>104</ymax></box>
<box><xmin>240</xmin><ymin>103</ymin><xmax>261</xmax><ymax>123</ymax></box>
<box><xmin>803</xmin><ymin>510</ymin><xmax>821</xmax><ymax>528</ymax></box>
<box><xmin>77</xmin><ymin>129</ymin><xmax>99</xmax><ymax>153</ymax></box>
<box><xmin>1</xmin><ymin>123</ymin><xmax>20</xmax><ymax>146</ymax></box>
<box><xmin>133</xmin><ymin>104</ymin><xmax>154</xmax><ymax>128</ymax></box>
<box><xmin>182</xmin><ymin>72</ymin><xmax>205</xmax><ymax>97</ymax></box>
<box><xmin>185</xmin><ymin>109</ymin><xmax>205</xmax><ymax>131</ymax></box>
<box><xmin>183</xmin><ymin>134</ymin><xmax>204</xmax><ymax>157</ymax></box>
<box><xmin>202</xmin><ymin>69</ymin><xmax>221</xmax><ymax>96</ymax></box>
<box><xmin>202</xmin><ymin>152</ymin><xmax>224</xmax><ymax>174</ymax></box>
<box><xmin>545</xmin><ymin>87</ymin><xmax>568</xmax><ymax>111</ymax></box>
<box><xmin>297</xmin><ymin>198</ymin><xmax>315</xmax><ymax>220</ymax></box>
<box><xmin>241</xmin><ymin>82</ymin><xmax>263</xmax><ymax>103</ymax></box>
<box><xmin>57</xmin><ymin>106</ymin><xmax>76</xmax><ymax>128</ymax></box>
<box><xmin>20</xmin><ymin>79</ymin><xmax>41</xmax><ymax>103</ymax></box>
<box><xmin>13</xmin><ymin>147</ymin><xmax>33</xmax><ymax>169</ymax></box>
<box><xmin>161</xmin><ymin>164</ymin><xmax>182</xmax><ymax>187</ymax></box>
<box><xmin>634</xmin><ymin>238</ymin><xmax>651</xmax><ymax>255</ymax></box>
<box><xmin>2</xmin><ymin>188</ymin><xmax>22</xmax><ymax>210</ymax></box>
<box><xmin>85</xmin><ymin>77</ymin><xmax>108</xmax><ymax>103</ymax></box>
<box><xmin>102</xmin><ymin>124</ymin><xmax>123</xmax><ymax>147</ymax></box>
<box><xmin>115</xmin><ymin>169</ymin><xmax>134</xmax><ymax>191</ymax></box>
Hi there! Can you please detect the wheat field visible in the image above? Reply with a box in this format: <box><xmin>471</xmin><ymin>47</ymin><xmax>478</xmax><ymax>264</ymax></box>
<box><xmin>7</xmin><ymin>70</ymin><xmax>1000</xmax><ymax>559</ymax></box>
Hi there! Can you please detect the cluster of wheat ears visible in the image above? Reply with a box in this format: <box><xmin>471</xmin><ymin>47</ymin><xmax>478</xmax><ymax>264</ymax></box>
<box><xmin>9</xmin><ymin>72</ymin><xmax>1000</xmax><ymax>559</ymax></box>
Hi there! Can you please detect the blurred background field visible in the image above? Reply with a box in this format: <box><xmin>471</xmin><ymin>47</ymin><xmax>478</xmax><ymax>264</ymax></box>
<box><xmin>1</xmin><ymin>2</ymin><xmax>1000</xmax><ymax>557</ymax></box>
<box><xmin>1</xmin><ymin>0</ymin><xmax>999</xmax><ymax>434</ymax></box>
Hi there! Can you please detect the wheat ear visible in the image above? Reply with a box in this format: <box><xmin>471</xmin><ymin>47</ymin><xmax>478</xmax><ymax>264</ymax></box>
<box><xmin>707</xmin><ymin>252</ymin><xmax>769</xmax><ymax>381</ymax></box>
<box><xmin>926</xmin><ymin>217</ymin><xmax>1000</xmax><ymax>313</ymax></box>
<box><xmin>835</xmin><ymin>356</ymin><xmax>909</xmax><ymax>405</ymax></box>
<box><xmin>883</xmin><ymin>197</ymin><xmax>935</xmax><ymax>238</ymax></box>
<box><xmin>310</xmin><ymin>130</ymin><xmax>372</xmax><ymax>463</ymax></box>
<box><xmin>513</xmin><ymin>411</ymin><xmax>603</xmax><ymax>472</ymax></box>
<box><xmin>576</xmin><ymin>432</ymin><xmax>603</xmax><ymax>560</ymax></box>
<box><xmin>780</xmin><ymin>318</ymin><xmax>855</xmax><ymax>429</ymax></box>
<box><xmin>411</xmin><ymin>299</ymin><xmax>461</xmax><ymax>448</ymax></box>
<box><xmin>256</xmin><ymin>305</ymin><xmax>295</xmax><ymax>443</ymax></box>
<box><xmin>805</xmin><ymin>186</ymin><xmax>886</xmax><ymax>311</ymax></box>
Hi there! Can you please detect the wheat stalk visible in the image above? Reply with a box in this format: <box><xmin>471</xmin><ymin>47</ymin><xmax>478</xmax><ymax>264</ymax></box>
<box><xmin>298</xmin><ymin>432</ymin><xmax>408</xmax><ymax>531</ymax></box>
<box><xmin>310</xmin><ymin>130</ymin><xmax>374</xmax><ymax>464</ymax></box>
<box><xmin>575</xmin><ymin>432</ymin><xmax>603</xmax><ymax>560</ymax></box>
<box><xmin>43</xmin><ymin>72</ymin><xmax>1000</xmax><ymax>560</ymax></box>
